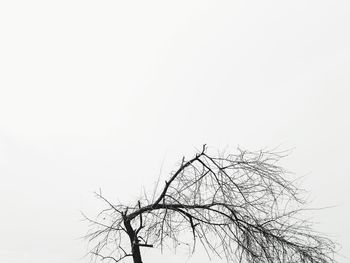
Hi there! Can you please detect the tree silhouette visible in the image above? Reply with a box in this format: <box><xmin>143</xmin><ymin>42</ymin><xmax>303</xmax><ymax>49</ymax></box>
<box><xmin>84</xmin><ymin>145</ymin><xmax>336</xmax><ymax>263</ymax></box>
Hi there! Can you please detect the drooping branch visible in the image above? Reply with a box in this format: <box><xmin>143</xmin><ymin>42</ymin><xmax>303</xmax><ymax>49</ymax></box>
<box><xmin>92</xmin><ymin>250</ymin><xmax>132</xmax><ymax>263</ymax></box>
<box><xmin>85</xmin><ymin>145</ymin><xmax>337</xmax><ymax>263</ymax></box>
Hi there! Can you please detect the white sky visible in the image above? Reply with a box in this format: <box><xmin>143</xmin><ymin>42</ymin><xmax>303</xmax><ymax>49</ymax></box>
<box><xmin>0</xmin><ymin>1</ymin><xmax>349</xmax><ymax>263</ymax></box>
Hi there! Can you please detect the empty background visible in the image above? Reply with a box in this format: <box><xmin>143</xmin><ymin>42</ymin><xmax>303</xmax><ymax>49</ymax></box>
<box><xmin>0</xmin><ymin>1</ymin><xmax>349</xmax><ymax>262</ymax></box>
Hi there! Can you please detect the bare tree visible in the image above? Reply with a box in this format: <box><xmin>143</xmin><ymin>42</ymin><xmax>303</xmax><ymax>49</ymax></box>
<box><xmin>84</xmin><ymin>145</ymin><xmax>337</xmax><ymax>263</ymax></box>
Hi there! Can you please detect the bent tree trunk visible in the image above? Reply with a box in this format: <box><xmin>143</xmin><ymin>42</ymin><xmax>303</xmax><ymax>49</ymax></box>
<box><xmin>124</xmin><ymin>219</ymin><xmax>143</xmax><ymax>263</ymax></box>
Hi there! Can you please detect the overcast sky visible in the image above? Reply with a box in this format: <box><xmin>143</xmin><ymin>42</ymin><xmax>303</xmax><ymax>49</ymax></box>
<box><xmin>0</xmin><ymin>1</ymin><xmax>349</xmax><ymax>263</ymax></box>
